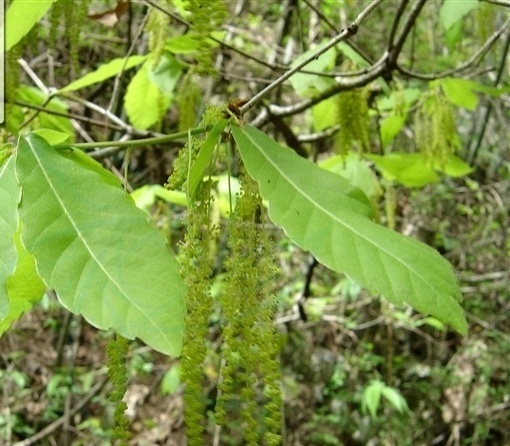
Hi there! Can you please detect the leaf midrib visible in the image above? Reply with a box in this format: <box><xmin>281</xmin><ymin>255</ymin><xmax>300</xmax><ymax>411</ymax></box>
<box><xmin>240</xmin><ymin>128</ymin><xmax>449</xmax><ymax>303</ymax></box>
<box><xmin>24</xmin><ymin>137</ymin><xmax>170</xmax><ymax>341</ymax></box>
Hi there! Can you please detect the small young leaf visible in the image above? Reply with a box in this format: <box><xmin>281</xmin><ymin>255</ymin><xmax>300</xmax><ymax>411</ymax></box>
<box><xmin>232</xmin><ymin>125</ymin><xmax>467</xmax><ymax>335</ymax></box>
<box><xmin>188</xmin><ymin>119</ymin><xmax>228</xmax><ymax>200</ymax></box>
<box><xmin>362</xmin><ymin>380</ymin><xmax>383</xmax><ymax>419</ymax></box>
<box><xmin>124</xmin><ymin>59</ymin><xmax>172</xmax><ymax>130</ymax></box>
<box><xmin>16</xmin><ymin>134</ymin><xmax>186</xmax><ymax>356</ymax></box>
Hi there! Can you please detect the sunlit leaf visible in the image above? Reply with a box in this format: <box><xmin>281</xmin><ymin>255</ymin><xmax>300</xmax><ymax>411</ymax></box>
<box><xmin>440</xmin><ymin>0</ymin><xmax>479</xmax><ymax>31</ymax></box>
<box><xmin>362</xmin><ymin>380</ymin><xmax>383</xmax><ymax>419</ymax></box>
<box><xmin>232</xmin><ymin>125</ymin><xmax>467</xmax><ymax>335</ymax></box>
<box><xmin>59</xmin><ymin>56</ymin><xmax>147</xmax><ymax>92</ymax></box>
<box><xmin>124</xmin><ymin>59</ymin><xmax>172</xmax><ymax>130</ymax></box>
<box><xmin>5</xmin><ymin>0</ymin><xmax>57</xmax><ymax>51</ymax></box>
<box><xmin>15</xmin><ymin>134</ymin><xmax>186</xmax><ymax>356</ymax></box>
<box><xmin>366</xmin><ymin>153</ymin><xmax>440</xmax><ymax>187</ymax></box>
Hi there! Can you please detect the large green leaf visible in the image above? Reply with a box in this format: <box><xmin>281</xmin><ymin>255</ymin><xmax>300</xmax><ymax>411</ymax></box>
<box><xmin>232</xmin><ymin>125</ymin><xmax>467</xmax><ymax>335</ymax></box>
<box><xmin>0</xmin><ymin>156</ymin><xmax>20</xmax><ymax>318</ymax></box>
<box><xmin>16</xmin><ymin>134</ymin><xmax>186</xmax><ymax>356</ymax></box>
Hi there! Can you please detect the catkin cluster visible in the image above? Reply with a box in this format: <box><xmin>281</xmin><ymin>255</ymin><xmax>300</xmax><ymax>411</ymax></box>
<box><xmin>216</xmin><ymin>170</ymin><xmax>282</xmax><ymax>446</ymax></box>
<box><xmin>336</xmin><ymin>86</ymin><xmax>371</xmax><ymax>155</ymax></box>
<box><xmin>414</xmin><ymin>88</ymin><xmax>460</xmax><ymax>166</ymax></box>
<box><xmin>184</xmin><ymin>0</ymin><xmax>228</xmax><ymax>75</ymax></box>
<box><xmin>147</xmin><ymin>0</ymin><xmax>171</xmax><ymax>67</ymax></box>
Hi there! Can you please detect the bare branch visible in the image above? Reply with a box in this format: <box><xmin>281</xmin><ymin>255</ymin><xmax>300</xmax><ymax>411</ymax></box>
<box><xmin>396</xmin><ymin>15</ymin><xmax>510</xmax><ymax>80</ymax></box>
<box><xmin>239</xmin><ymin>0</ymin><xmax>383</xmax><ymax>115</ymax></box>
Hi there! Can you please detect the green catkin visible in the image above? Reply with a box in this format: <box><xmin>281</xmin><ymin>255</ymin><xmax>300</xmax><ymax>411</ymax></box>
<box><xmin>414</xmin><ymin>88</ymin><xmax>460</xmax><ymax>167</ymax></box>
<box><xmin>179</xmin><ymin>183</ymin><xmax>214</xmax><ymax>446</ymax></box>
<box><xmin>147</xmin><ymin>0</ymin><xmax>171</xmax><ymax>67</ymax></box>
<box><xmin>63</xmin><ymin>0</ymin><xmax>87</xmax><ymax>77</ymax></box>
<box><xmin>217</xmin><ymin>170</ymin><xmax>282</xmax><ymax>445</ymax></box>
<box><xmin>177</xmin><ymin>72</ymin><xmax>201</xmax><ymax>132</ymax></box>
<box><xmin>336</xmin><ymin>87</ymin><xmax>371</xmax><ymax>155</ymax></box>
<box><xmin>184</xmin><ymin>0</ymin><xmax>228</xmax><ymax>75</ymax></box>
<box><xmin>106</xmin><ymin>334</ymin><xmax>131</xmax><ymax>444</ymax></box>
<box><xmin>49</xmin><ymin>0</ymin><xmax>65</xmax><ymax>51</ymax></box>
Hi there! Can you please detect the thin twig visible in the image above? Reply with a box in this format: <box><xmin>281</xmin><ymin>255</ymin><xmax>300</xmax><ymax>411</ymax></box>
<box><xmin>54</xmin><ymin>127</ymin><xmax>206</xmax><ymax>151</ymax></box>
<box><xmin>239</xmin><ymin>0</ymin><xmax>383</xmax><ymax>115</ymax></box>
<box><xmin>397</xmin><ymin>15</ymin><xmax>510</xmax><ymax>80</ymax></box>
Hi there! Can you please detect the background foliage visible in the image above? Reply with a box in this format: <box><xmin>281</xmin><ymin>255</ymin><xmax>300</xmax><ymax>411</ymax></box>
<box><xmin>0</xmin><ymin>0</ymin><xmax>509</xmax><ymax>445</ymax></box>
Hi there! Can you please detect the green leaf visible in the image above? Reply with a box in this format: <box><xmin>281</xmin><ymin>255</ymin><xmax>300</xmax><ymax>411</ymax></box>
<box><xmin>381</xmin><ymin>386</ymin><xmax>408</xmax><ymax>413</ymax></box>
<box><xmin>58</xmin><ymin>148</ymin><xmax>122</xmax><ymax>188</ymax></box>
<box><xmin>59</xmin><ymin>56</ymin><xmax>147</xmax><ymax>92</ymax></box>
<box><xmin>440</xmin><ymin>0</ymin><xmax>479</xmax><ymax>31</ymax></box>
<box><xmin>0</xmin><ymin>156</ymin><xmax>20</xmax><ymax>318</ymax></box>
<box><xmin>312</xmin><ymin>97</ymin><xmax>338</xmax><ymax>132</ymax></box>
<box><xmin>289</xmin><ymin>40</ymin><xmax>337</xmax><ymax>97</ymax></box>
<box><xmin>380</xmin><ymin>114</ymin><xmax>406</xmax><ymax>149</ymax></box>
<box><xmin>5</xmin><ymin>0</ymin><xmax>57</xmax><ymax>51</ymax></box>
<box><xmin>188</xmin><ymin>120</ymin><xmax>228</xmax><ymax>200</ymax></box>
<box><xmin>15</xmin><ymin>134</ymin><xmax>186</xmax><ymax>356</ymax></box>
<box><xmin>15</xmin><ymin>86</ymin><xmax>74</xmax><ymax>138</ymax></box>
<box><xmin>147</xmin><ymin>53</ymin><xmax>183</xmax><ymax>97</ymax></box>
<box><xmin>1</xmin><ymin>227</ymin><xmax>45</xmax><ymax>337</ymax></box>
<box><xmin>319</xmin><ymin>153</ymin><xmax>381</xmax><ymax>202</ymax></box>
<box><xmin>232</xmin><ymin>125</ymin><xmax>467</xmax><ymax>335</ymax></box>
<box><xmin>439</xmin><ymin>78</ymin><xmax>479</xmax><ymax>110</ymax></box>
<box><xmin>362</xmin><ymin>380</ymin><xmax>383</xmax><ymax>418</ymax></box>
<box><xmin>366</xmin><ymin>153</ymin><xmax>440</xmax><ymax>187</ymax></box>
<box><xmin>160</xmin><ymin>364</ymin><xmax>181</xmax><ymax>396</ymax></box>
<box><xmin>33</xmin><ymin>129</ymin><xmax>71</xmax><ymax>146</ymax></box>
<box><xmin>124</xmin><ymin>60</ymin><xmax>172</xmax><ymax>130</ymax></box>
<box><xmin>336</xmin><ymin>42</ymin><xmax>371</xmax><ymax>68</ymax></box>
<box><xmin>165</xmin><ymin>34</ymin><xmax>202</xmax><ymax>54</ymax></box>
<box><xmin>131</xmin><ymin>185</ymin><xmax>187</xmax><ymax>213</ymax></box>
<box><xmin>438</xmin><ymin>155</ymin><xmax>473</xmax><ymax>178</ymax></box>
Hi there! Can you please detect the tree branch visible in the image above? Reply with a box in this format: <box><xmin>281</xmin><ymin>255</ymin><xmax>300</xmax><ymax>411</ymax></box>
<box><xmin>239</xmin><ymin>0</ymin><xmax>383</xmax><ymax>115</ymax></box>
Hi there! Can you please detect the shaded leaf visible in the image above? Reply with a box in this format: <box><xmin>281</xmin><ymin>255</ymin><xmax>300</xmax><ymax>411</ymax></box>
<box><xmin>1</xmin><ymin>227</ymin><xmax>45</xmax><ymax>336</ymax></box>
<box><xmin>16</xmin><ymin>134</ymin><xmax>186</xmax><ymax>356</ymax></box>
<box><xmin>232</xmin><ymin>125</ymin><xmax>467</xmax><ymax>335</ymax></box>
<box><xmin>0</xmin><ymin>156</ymin><xmax>20</xmax><ymax>318</ymax></box>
